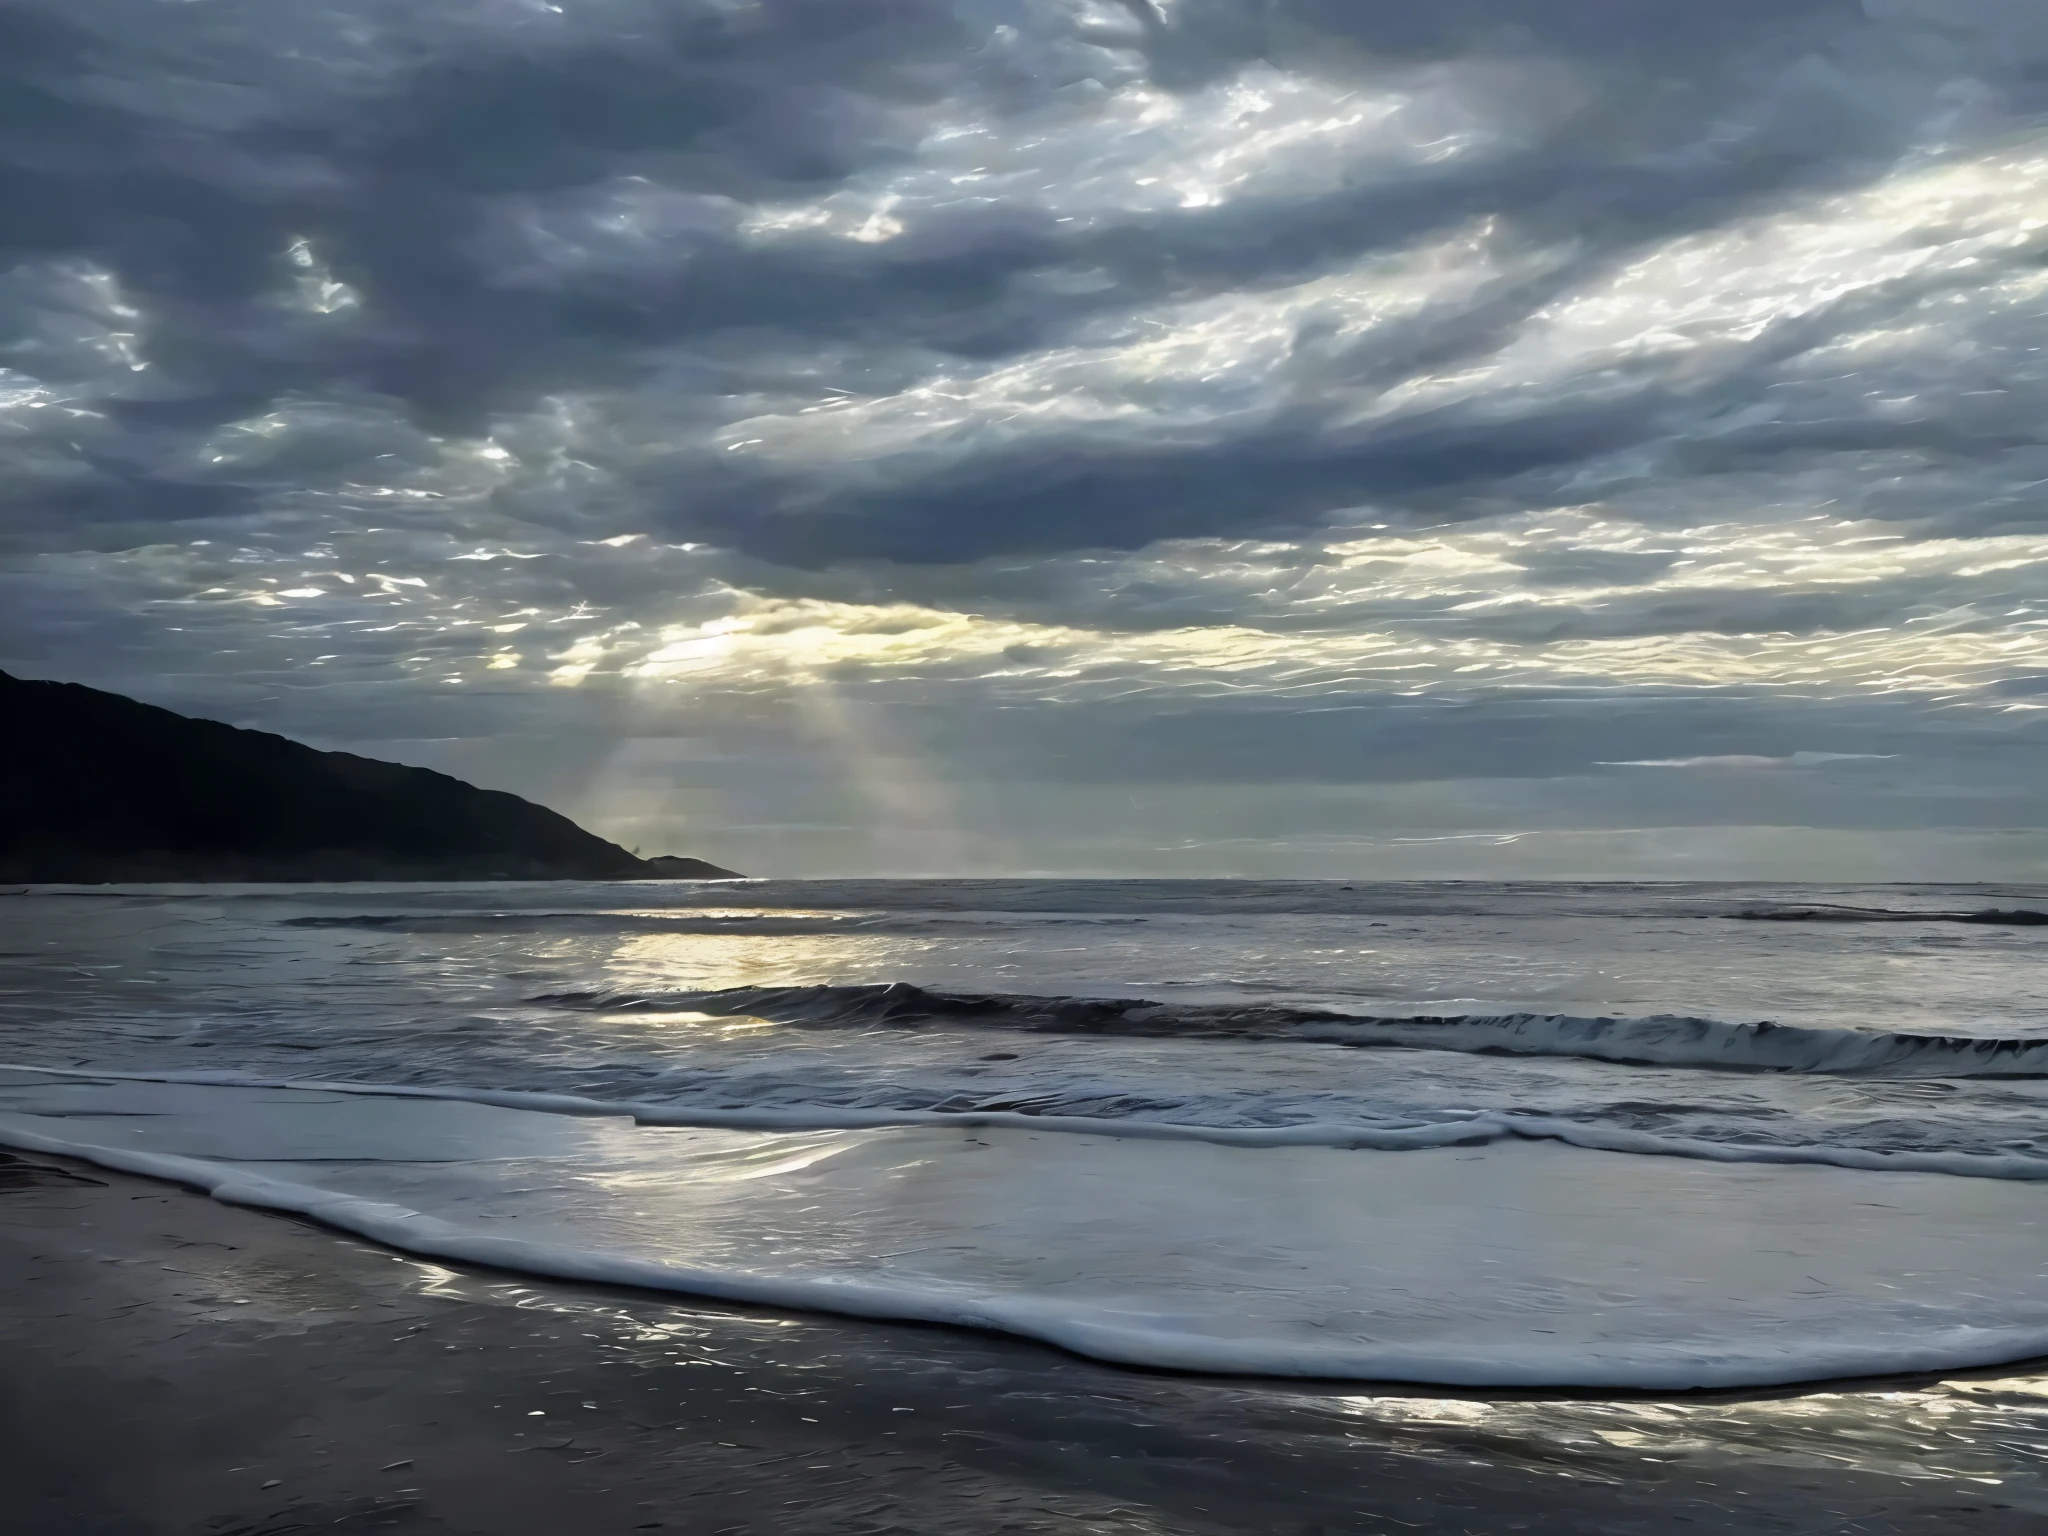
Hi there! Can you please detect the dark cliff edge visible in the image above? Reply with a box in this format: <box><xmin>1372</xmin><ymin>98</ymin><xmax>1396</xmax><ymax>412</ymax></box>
<box><xmin>0</xmin><ymin>670</ymin><xmax>741</xmax><ymax>883</ymax></box>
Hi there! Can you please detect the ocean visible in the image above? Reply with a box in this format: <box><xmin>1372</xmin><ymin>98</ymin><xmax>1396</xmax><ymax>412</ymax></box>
<box><xmin>2</xmin><ymin>880</ymin><xmax>2045</xmax><ymax>1435</ymax></box>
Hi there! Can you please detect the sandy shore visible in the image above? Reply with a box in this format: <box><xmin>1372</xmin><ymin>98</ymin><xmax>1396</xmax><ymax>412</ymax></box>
<box><xmin>2</xmin><ymin>1149</ymin><xmax>2042</xmax><ymax>1536</ymax></box>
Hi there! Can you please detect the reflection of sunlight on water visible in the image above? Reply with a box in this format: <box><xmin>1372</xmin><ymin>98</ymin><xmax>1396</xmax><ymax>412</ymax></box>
<box><xmin>604</xmin><ymin>1129</ymin><xmax>866</xmax><ymax>1184</ymax></box>
<box><xmin>404</xmin><ymin>1261</ymin><xmax>463</xmax><ymax>1298</ymax></box>
<box><xmin>390</xmin><ymin>1249</ymin><xmax>2048</xmax><ymax>1500</ymax></box>
<box><xmin>1328</xmin><ymin>1376</ymin><xmax>2048</xmax><ymax>1490</ymax></box>
<box><xmin>593</xmin><ymin>928</ymin><xmax>941</xmax><ymax>995</ymax></box>
<box><xmin>594</xmin><ymin>1010</ymin><xmax>780</xmax><ymax>1041</ymax></box>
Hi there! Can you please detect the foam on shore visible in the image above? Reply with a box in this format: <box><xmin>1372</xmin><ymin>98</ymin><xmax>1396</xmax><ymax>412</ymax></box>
<box><xmin>3</xmin><ymin>1074</ymin><xmax>2045</xmax><ymax>1391</ymax></box>
<box><xmin>8</xmin><ymin>1062</ymin><xmax>2048</xmax><ymax>1180</ymax></box>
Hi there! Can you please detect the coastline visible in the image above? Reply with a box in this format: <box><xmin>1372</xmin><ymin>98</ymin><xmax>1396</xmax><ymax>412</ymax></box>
<box><xmin>4</xmin><ymin>1152</ymin><xmax>2042</xmax><ymax>1535</ymax></box>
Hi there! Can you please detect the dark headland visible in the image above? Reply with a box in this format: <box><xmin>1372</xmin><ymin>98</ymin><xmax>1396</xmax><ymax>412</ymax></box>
<box><xmin>0</xmin><ymin>669</ymin><xmax>739</xmax><ymax>883</ymax></box>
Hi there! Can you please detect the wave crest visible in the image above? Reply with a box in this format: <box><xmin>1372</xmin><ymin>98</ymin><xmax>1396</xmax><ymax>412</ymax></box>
<box><xmin>540</xmin><ymin>982</ymin><xmax>2048</xmax><ymax>1078</ymax></box>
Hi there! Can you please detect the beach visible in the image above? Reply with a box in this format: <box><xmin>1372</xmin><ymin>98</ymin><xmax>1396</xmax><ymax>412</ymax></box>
<box><xmin>5</xmin><ymin>879</ymin><xmax>2048</xmax><ymax>1532</ymax></box>
<box><xmin>4</xmin><ymin>1149</ymin><xmax>2044</xmax><ymax>1535</ymax></box>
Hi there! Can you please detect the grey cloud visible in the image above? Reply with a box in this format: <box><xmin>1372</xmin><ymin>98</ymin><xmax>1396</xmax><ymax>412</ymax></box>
<box><xmin>1599</xmin><ymin>752</ymin><xmax>1895</xmax><ymax>768</ymax></box>
<box><xmin>892</xmin><ymin>691</ymin><xmax>2042</xmax><ymax>788</ymax></box>
<box><xmin>4</xmin><ymin>0</ymin><xmax>2048</xmax><ymax>873</ymax></box>
<box><xmin>4</xmin><ymin>0</ymin><xmax>2011</xmax><ymax>566</ymax></box>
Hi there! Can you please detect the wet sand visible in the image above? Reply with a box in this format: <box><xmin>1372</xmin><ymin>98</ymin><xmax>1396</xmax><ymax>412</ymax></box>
<box><xmin>2</xmin><ymin>1150</ymin><xmax>2041</xmax><ymax>1535</ymax></box>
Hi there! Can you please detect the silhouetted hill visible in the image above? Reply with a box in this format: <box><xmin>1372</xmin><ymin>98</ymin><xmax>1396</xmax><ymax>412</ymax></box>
<box><xmin>0</xmin><ymin>670</ymin><xmax>741</xmax><ymax>883</ymax></box>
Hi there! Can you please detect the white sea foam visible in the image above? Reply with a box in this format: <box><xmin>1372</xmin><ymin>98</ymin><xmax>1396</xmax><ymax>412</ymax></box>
<box><xmin>3</xmin><ymin>1074</ymin><xmax>2046</xmax><ymax>1390</ymax></box>
<box><xmin>9</xmin><ymin>1063</ymin><xmax>2048</xmax><ymax>1180</ymax></box>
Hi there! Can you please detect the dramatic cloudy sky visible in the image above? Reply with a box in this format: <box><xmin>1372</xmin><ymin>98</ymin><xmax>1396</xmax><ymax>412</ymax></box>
<box><xmin>5</xmin><ymin>0</ymin><xmax>2048</xmax><ymax>876</ymax></box>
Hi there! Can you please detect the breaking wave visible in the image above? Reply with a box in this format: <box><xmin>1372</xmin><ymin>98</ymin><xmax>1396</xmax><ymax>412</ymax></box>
<box><xmin>542</xmin><ymin>983</ymin><xmax>2048</xmax><ymax>1078</ymax></box>
<box><xmin>1732</xmin><ymin>905</ymin><xmax>2048</xmax><ymax>926</ymax></box>
<box><xmin>6</xmin><ymin>1062</ymin><xmax>2044</xmax><ymax>1182</ymax></box>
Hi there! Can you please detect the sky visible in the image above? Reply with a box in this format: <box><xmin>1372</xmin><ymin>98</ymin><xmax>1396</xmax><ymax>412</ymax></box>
<box><xmin>3</xmin><ymin>0</ymin><xmax>2047</xmax><ymax>879</ymax></box>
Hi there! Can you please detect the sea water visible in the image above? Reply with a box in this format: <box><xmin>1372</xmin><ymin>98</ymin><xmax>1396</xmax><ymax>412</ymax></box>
<box><xmin>2</xmin><ymin>879</ymin><xmax>2045</xmax><ymax>1392</ymax></box>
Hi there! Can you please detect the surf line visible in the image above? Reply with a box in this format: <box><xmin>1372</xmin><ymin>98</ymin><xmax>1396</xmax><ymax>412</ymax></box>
<box><xmin>9</xmin><ymin>1108</ymin><xmax>2048</xmax><ymax>1390</ymax></box>
<box><xmin>3</xmin><ymin>1062</ymin><xmax>2045</xmax><ymax>1183</ymax></box>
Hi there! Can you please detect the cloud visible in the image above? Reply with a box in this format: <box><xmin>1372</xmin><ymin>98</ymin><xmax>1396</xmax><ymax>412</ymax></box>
<box><xmin>1600</xmin><ymin>753</ymin><xmax>1897</xmax><ymax>769</ymax></box>
<box><xmin>3</xmin><ymin>0</ymin><xmax>2048</xmax><ymax>871</ymax></box>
